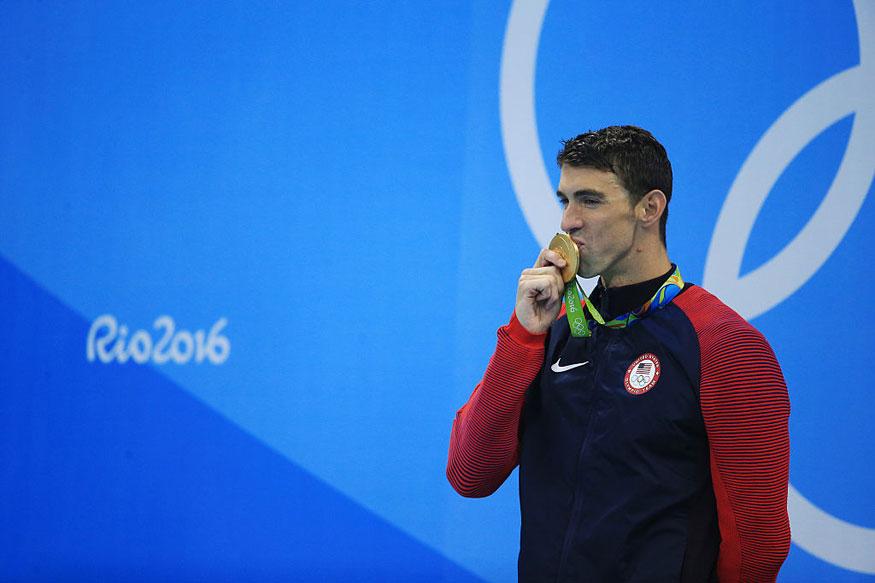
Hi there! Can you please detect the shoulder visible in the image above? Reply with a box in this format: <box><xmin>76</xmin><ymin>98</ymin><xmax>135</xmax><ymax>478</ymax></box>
<box><xmin>672</xmin><ymin>284</ymin><xmax>767</xmax><ymax>348</ymax></box>
<box><xmin>674</xmin><ymin>286</ymin><xmax>786</xmax><ymax>409</ymax></box>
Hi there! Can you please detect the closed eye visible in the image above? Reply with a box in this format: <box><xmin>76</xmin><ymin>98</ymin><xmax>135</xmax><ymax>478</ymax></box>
<box><xmin>579</xmin><ymin>196</ymin><xmax>601</xmax><ymax>207</ymax></box>
<box><xmin>573</xmin><ymin>189</ymin><xmax>606</xmax><ymax>207</ymax></box>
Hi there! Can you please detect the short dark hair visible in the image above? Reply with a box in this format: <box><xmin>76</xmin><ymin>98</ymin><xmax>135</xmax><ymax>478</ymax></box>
<box><xmin>556</xmin><ymin>125</ymin><xmax>672</xmax><ymax>245</ymax></box>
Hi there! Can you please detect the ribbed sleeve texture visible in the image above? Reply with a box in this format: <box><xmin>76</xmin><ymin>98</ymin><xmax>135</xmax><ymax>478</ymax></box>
<box><xmin>446</xmin><ymin>312</ymin><xmax>545</xmax><ymax>497</ymax></box>
<box><xmin>675</xmin><ymin>287</ymin><xmax>791</xmax><ymax>583</ymax></box>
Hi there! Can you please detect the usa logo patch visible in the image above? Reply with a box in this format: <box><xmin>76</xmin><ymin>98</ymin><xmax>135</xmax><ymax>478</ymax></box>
<box><xmin>624</xmin><ymin>353</ymin><xmax>661</xmax><ymax>395</ymax></box>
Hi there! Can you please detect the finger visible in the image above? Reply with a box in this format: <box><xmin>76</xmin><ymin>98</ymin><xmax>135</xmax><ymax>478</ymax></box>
<box><xmin>520</xmin><ymin>273</ymin><xmax>564</xmax><ymax>301</ymax></box>
<box><xmin>521</xmin><ymin>265</ymin><xmax>563</xmax><ymax>278</ymax></box>
<box><xmin>534</xmin><ymin>248</ymin><xmax>567</xmax><ymax>269</ymax></box>
<box><xmin>521</xmin><ymin>268</ymin><xmax>566</xmax><ymax>295</ymax></box>
<box><xmin>537</xmin><ymin>280</ymin><xmax>563</xmax><ymax>302</ymax></box>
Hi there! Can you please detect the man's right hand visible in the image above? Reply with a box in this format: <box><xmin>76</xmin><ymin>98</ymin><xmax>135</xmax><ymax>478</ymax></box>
<box><xmin>515</xmin><ymin>249</ymin><xmax>568</xmax><ymax>335</ymax></box>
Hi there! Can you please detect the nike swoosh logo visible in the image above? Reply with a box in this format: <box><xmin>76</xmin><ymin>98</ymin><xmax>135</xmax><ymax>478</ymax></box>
<box><xmin>551</xmin><ymin>358</ymin><xmax>590</xmax><ymax>373</ymax></box>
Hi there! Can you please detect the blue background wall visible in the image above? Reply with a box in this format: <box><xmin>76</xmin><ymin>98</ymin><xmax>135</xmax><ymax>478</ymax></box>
<box><xmin>1</xmin><ymin>1</ymin><xmax>873</xmax><ymax>580</ymax></box>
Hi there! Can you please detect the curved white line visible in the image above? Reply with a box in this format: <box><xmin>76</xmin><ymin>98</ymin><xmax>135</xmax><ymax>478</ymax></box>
<box><xmin>789</xmin><ymin>485</ymin><xmax>875</xmax><ymax>573</ymax></box>
<box><xmin>703</xmin><ymin>65</ymin><xmax>874</xmax><ymax>321</ymax></box>
<box><xmin>500</xmin><ymin>0</ymin><xmax>555</xmax><ymax>249</ymax></box>
<box><xmin>502</xmin><ymin>0</ymin><xmax>875</xmax><ymax>572</ymax></box>
<box><xmin>703</xmin><ymin>0</ymin><xmax>875</xmax><ymax>572</ymax></box>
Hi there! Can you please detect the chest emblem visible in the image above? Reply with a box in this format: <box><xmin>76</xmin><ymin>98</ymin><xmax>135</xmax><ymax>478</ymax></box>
<box><xmin>624</xmin><ymin>353</ymin><xmax>661</xmax><ymax>395</ymax></box>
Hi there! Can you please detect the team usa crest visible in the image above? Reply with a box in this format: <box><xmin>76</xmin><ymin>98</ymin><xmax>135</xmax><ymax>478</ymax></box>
<box><xmin>624</xmin><ymin>353</ymin><xmax>661</xmax><ymax>395</ymax></box>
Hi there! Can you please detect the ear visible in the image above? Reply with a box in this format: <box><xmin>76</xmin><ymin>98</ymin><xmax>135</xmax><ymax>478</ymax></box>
<box><xmin>636</xmin><ymin>189</ymin><xmax>667</xmax><ymax>228</ymax></box>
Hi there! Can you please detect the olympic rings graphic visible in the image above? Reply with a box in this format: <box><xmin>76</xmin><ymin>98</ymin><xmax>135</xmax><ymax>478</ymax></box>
<box><xmin>500</xmin><ymin>0</ymin><xmax>875</xmax><ymax>574</ymax></box>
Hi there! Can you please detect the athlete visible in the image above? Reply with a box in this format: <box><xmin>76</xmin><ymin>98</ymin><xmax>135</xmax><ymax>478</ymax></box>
<box><xmin>447</xmin><ymin>126</ymin><xmax>790</xmax><ymax>582</ymax></box>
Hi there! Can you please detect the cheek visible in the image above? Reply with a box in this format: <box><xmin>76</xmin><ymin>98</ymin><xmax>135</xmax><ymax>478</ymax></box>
<box><xmin>597</xmin><ymin>220</ymin><xmax>635</xmax><ymax>252</ymax></box>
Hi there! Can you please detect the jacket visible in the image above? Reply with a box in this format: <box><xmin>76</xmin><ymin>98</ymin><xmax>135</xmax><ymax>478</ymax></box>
<box><xmin>447</xmin><ymin>283</ymin><xmax>790</xmax><ymax>582</ymax></box>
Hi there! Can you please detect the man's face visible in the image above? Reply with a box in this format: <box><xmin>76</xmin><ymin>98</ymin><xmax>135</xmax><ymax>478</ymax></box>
<box><xmin>557</xmin><ymin>164</ymin><xmax>639</xmax><ymax>281</ymax></box>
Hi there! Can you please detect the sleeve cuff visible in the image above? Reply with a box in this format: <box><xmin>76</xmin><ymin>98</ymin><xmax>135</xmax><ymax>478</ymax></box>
<box><xmin>505</xmin><ymin>311</ymin><xmax>548</xmax><ymax>349</ymax></box>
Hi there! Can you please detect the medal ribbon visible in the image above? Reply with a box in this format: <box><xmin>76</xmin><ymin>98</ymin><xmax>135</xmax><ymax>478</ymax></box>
<box><xmin>565</xmin><ymin>266</ymin><xmax>684</xmax><ymax>337</ymax></box>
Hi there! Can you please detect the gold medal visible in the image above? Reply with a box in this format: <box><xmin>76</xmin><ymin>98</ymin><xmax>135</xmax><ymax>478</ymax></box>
<box><xmin>548</xmin><ymin>232</ymin><xmax>579</xmax><ymax>283</ymax></box>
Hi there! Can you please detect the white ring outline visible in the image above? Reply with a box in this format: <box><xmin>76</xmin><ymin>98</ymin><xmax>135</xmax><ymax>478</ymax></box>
<box><xmin>499</xmin><ymin>0</ymin><xmax>875</xmax><ymax>574</ymax></box>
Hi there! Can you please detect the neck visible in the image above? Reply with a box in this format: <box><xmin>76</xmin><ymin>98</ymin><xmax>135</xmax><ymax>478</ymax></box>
<box><xmin>601</xmin><ymin>244</ymin><xmax>671</xmax><ymax>289</ymax></box>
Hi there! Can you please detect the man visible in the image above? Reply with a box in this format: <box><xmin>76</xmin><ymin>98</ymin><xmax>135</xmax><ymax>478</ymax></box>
<box><xmin>447</xmin><ymin>126</ymin><xmax>790</xmax><ymax>582</ymax></box>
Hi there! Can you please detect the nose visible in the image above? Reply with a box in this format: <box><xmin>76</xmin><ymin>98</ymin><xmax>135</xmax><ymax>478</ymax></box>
<box><xmin>560</xmin><ymin>203</ymin><xmax>582</xmax><ymax>234</ymax></box>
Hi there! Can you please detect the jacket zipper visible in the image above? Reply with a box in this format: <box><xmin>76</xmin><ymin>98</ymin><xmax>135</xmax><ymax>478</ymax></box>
<box><xmin>555</xmin><ymin>328</ymin><xmax>613</xmax><ymax>582</ymax></box>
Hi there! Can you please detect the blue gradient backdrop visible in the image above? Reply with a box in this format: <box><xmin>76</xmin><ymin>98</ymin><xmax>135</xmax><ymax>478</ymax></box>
<box><xmin>1</xmin><ymin>1</ymin><xmax>872</xmax><ymax>581</ymax></box>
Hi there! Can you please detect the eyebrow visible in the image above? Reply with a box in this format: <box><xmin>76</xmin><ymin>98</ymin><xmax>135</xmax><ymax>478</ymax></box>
<box><xmin>556</xmin><ymin>189</ymin><xmax>607</xmax><ymax>199</ymax></box>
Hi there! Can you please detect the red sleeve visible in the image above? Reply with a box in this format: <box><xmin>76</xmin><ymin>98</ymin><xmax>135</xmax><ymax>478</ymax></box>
<box><xmin>676</xmin><ymin>288</ymin><xmax>791</xmax><ymax>582</ymax></box>
<box><xmin>446</xmin><ymin>311</ymin><xmax>546</xmax><ymax>497</ymax></box>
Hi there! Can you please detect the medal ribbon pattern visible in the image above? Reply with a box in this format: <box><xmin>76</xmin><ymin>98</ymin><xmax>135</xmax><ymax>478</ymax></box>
<box><xmin>565</xmin><ymin>266</ymin><xmax>684</xmax><ymax>337</ymax></box>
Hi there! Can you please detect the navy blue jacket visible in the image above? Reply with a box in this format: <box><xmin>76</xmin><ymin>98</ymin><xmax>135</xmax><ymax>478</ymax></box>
<box><xmin>519</xmin><ymin>285</ymin><xmax>718</xmax><ymax>581</ymax></box>
<box><xmin>448</xmin><ymin>281</ymin><xmax>790</xmax><ymax>582</ymax></box>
